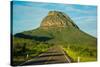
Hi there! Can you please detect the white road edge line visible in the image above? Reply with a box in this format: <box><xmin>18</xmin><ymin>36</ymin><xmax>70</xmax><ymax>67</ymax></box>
<box><xmin>60</xmin><ymin>46</ymin><xmax>71</xmax><ymax>63</ymax></box>
<box><xmin>63</xmin><ymin>50</ymin><xmax>71</xmax><ymax>63</ymax></box>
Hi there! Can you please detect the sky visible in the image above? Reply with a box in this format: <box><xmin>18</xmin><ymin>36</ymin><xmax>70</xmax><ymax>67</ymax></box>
<box><xmin>12</xmin><ymin>1</ymin><xmax>97</xmax><ymax>37</ymax></box>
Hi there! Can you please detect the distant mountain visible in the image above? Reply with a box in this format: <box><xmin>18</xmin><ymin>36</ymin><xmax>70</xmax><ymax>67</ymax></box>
<box><xmin>14</xmin><ymin>11</ymin><xmax>96</xmax><ymax>45</ymax></box>
<box><xmin>12</xmin><ymin>11</ymin><xmax>97</xmax><ymax>65</ymax></box>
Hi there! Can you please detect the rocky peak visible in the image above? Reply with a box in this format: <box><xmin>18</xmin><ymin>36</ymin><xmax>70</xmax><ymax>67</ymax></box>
<box><xmin>40</xmin><ymin>11</ymin><xmax>79</xmax><ymax>29</ymax></box>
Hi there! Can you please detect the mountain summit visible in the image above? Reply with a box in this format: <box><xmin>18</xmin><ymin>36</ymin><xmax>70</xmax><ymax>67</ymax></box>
<box><xmin>40</xmin><ymin>11</ymin><xmax>79</xmax><ymax>29</ymax></box>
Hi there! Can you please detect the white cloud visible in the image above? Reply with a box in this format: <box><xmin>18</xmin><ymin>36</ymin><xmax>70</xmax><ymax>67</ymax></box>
<box><xmin>73</xmin><ymin>16</ymin><xmax>97</xmax><ymax>22</ymax></box>
<box><xmin>64</xmin><ymin>5</ymin><xmax>97</xmax><ymax>14</ymax></box>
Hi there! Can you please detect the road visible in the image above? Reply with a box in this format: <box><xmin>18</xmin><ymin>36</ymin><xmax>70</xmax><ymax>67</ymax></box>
<box><xmin>20</xmin><ymin>45</ymin><xmax>72</xmax><ymax>66</ymax></box>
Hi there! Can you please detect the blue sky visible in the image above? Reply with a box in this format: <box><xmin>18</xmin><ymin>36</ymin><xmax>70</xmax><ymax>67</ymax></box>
<box><xmin>12</xmin><ymin>1</ymin><xmax>97</xmax><ymax>37</ymax></box>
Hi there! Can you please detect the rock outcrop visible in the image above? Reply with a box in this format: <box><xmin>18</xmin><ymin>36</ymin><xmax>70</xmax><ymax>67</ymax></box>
<box><xmin>40</xmin><ymin>11</ymin><xmax>79</xmax><ymax>29</ymax></box>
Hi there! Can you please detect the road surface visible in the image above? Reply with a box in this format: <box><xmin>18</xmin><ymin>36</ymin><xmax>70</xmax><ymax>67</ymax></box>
<box><xmin>20</xmin><ymin>45</ymin><xmax>71</xmax><ymax>66</ymax></box>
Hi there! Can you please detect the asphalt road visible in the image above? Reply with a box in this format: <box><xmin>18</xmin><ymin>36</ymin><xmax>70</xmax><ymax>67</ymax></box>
<box><xmin>20</xmin><ymin>45</ymin><xmax>71</xmax><ymax>66</ymax></box>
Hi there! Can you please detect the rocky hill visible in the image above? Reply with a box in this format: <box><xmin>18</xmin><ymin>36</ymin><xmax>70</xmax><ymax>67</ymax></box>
<box><xmin>40</xmin><ymin>11</ymin><xmax>79</xmax><ymax>29</ymax></box>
